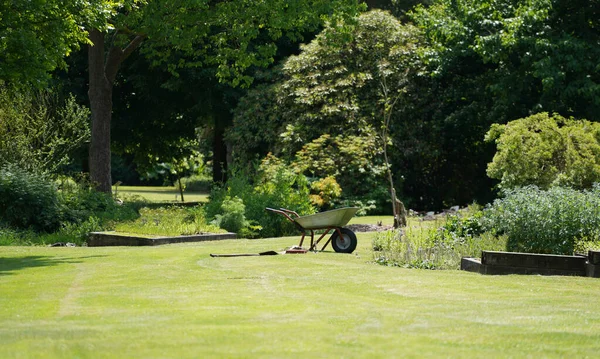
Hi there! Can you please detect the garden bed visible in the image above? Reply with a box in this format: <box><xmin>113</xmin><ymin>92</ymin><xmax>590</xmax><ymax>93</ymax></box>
<box><xmin>461</xmin><ymin>250</ymin><xmax>600</xmax><ymax>277</ymax></box>
<box><xmin>88</xmin><ymin>231</ymin><xmax>236</xmax><ymax>246</ymax></box>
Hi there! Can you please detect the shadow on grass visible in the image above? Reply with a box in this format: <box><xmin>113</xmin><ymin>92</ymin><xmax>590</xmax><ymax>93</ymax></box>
<box><xmin>0</xmin><ymin>255</ymin><xmax>108</xmax><ymax>276</ymax></box>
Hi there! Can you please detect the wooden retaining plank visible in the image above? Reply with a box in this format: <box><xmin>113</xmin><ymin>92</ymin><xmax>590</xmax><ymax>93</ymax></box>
<box><xmin>88</xmin><ymin>232</ymin><xmax>236</xmax><ymax>247</ymax></box>
<box><xmin>481</xmin><ymin>251</ymin><xmax>587</xmax><ymax>271</ymax></box>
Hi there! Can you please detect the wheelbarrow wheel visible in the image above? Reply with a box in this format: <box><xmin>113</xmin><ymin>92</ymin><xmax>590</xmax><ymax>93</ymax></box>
<box><xmin>330</xmin><ymin>228</ymin><xmax>357</xmax><ymax>253</ymax></box>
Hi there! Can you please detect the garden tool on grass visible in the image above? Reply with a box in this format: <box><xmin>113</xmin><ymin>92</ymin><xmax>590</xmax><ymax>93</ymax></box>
<box><xmin>210</xmin><ymin>250</ymin><xmax>279</xmax><ymax>257</ymax></box>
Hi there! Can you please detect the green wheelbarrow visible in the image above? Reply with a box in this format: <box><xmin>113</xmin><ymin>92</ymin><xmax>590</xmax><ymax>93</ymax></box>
<box><xmin>266</xmin><ymin>207</ymin><xmax>359</xmax><ymax>253</ymax></box>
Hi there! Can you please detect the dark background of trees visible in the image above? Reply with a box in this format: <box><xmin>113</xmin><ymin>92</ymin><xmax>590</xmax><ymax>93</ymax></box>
<box><xmin>5</xmin><ymin>0</ymin><xmax>598</xmax><ymax>211</ymax></box>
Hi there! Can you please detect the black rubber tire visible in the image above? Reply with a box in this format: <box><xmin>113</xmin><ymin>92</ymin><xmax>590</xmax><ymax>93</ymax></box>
<box><xmin>330</xmin><ymin>228</ymin><xmax>358</xmax><ymax>253</ymax></box>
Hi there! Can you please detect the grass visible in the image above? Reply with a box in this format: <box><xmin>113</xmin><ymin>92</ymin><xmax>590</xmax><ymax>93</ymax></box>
<box><xmin>1</xmin><ymin>234</ymin><xmax>600</xmax><ymax>358</ymax></box>
<box><xmin>115</xmin><ymin>185</ymin><xmax>209</xmax><ymax>203</ymax></box>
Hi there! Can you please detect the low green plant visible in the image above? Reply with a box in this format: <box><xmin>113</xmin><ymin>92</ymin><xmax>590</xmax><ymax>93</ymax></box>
<box><xmin>212</xmin><ymin>196</ymin><xmax>250</xmax><ymax>233</ymax></box>
<box><xmin>372</xmin><ymin>217</ymin><xmax>505</xmax><ymax>270</ymax></box>
<box><xmin>0</xmin><ymin>164</ymin><xmax>61</xmax><ymax>232</ymax></box>
<box><xmin>115</xmin><ymin>206</ymin><xmax>223</xmax><ymax>237</ymax></box>
<box><xmin>483</xmin><ymin>185</ymin><xmax>600</xmax><ymax>255</ymax></box>
<box><xmin>431</xmin><ymin>209</ymin><xmax>485</xmax><ymax>248</ymax></box>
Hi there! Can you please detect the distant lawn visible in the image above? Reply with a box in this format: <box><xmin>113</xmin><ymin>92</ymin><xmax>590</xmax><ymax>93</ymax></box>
<box><xmin>349</xmin><ymin>215</ymin><xmax>394</xmax><ymax>226</ymax></box>
<box><xmin>115</xmin><ymin>185</ymin><xmax>209</xmax><ymax>203</ymax></box>
<box><xmin>1</xmin><ymin>234</ymin><xmax>599</xmax><ymax>358</ymax></box>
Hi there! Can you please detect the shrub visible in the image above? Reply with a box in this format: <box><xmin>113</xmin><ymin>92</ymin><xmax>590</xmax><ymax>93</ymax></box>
<box><xmin>483</xmin><ymin>185</ymin><xmax>600</xmax><ymax>254</ymax></box>
<box><xmin>212</xmin><ymin>196</ymin><xmax>250</xmax><ymax>233</ymax></box>
<box><xmin>0</xmin><ymin>87</ymin><xmax>90</xmax><ymax>173</ymax></box>
<box><xmin>309</xmin><ymin>176</ymin><xmax>342</xmax><ymax>209</ymax></box>
<box><xmin>206</xmin><ymin>161</ymin><xmax>315</xmax><ymax>238</ymax></box>
<box><xmin>431</xmin><ymin>210</ymin><xmax>485</xmax><ymax>247</ymax></box>
<box><xmin>485</xmin><ymin>112</ymin><xmax>600</xmax><ymax>190</ymax></box>
<box><xmin>0</xmin><ymin>164</ymin><xmax>61</xmax><ymax>232</ymax></box>
<box><xmin>180</xmin><ymin>174</ymin><xmax>212</xmax><ymax>192</ymax></box>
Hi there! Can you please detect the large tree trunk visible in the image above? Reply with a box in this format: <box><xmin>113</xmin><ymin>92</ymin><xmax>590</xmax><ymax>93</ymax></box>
<box><xmin>88</xmin><ymin>29</ymin><xmax>113</xmax><ymax>193</ymax></box>
<box><xmin>87</xmin><ymin>29</ymin><xmax>145</xmax><ymax>193</ymax></box>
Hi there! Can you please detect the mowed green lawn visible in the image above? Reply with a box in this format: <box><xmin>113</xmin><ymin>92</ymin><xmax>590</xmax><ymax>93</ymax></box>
<box><xmin>1</xmin><ymin>234</ymin><xmax>600</xmax><ymax>358</ymax></box>
<box><xmin>115</xmin><ymin>186</ymin><xmax>209</xmax><ymax>203</ymax></box>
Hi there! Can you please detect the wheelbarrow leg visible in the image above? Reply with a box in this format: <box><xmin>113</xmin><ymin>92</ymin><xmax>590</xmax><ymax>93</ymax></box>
<box><xmin>298</xmin><ymin>230</ymin><xmax>314</xmax><ymax>248</ymax></box>
<box><xmin>309</xmin><ymin>228</ymin><xmax>333</xmax><ymax>251</ymax></box>
<box><xmin>298</xmin><ymin>231</ymin><xmax>306</xmax><ymax>247</ymax></box>
<box><xmin>319</xmin><ymin>228</ymin><xmax>339</xmax><ymax>251</ymax></box>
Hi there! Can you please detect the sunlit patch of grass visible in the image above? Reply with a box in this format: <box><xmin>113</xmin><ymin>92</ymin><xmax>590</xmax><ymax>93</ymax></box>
<box><xmin>115</xmin><ymin>186</ymin><xmax>209</xmax><ymax>203</ymax></box>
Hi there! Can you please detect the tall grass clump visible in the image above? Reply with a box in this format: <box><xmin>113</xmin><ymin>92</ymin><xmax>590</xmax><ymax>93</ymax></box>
<box><xmin>372</xmin><ymin>209</ymin><xmax>505</xmax><ymax>269</ymax></box>
<box><xmin>483</xmin><ymin>185</ymin><xmax>600</xmax><ymax>255</ymax></box>
<box><xmin>115</xmin><ymin>206</ymin><xmax>223</xmax><ymax>237</ymax></box>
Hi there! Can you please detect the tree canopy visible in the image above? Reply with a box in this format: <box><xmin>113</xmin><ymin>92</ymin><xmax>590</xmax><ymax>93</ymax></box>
<box><xmin>0</xmin><ymin>0</ymin><xmax>105</xmax><ymax>86</ymax></box>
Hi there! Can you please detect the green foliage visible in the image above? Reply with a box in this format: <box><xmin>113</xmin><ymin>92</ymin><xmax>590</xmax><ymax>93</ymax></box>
<box><xmin>180</xmin><ymin>174</ymin><xmax>212</xmax><ymax>192</ymax></box>
<box><xmin>212</xmin><ymin>196</ymin><xmax>250</xmax><ymax>234</ymax></box>
<box><xmin>391</xmin><ymin>0</ymin><xmax>600</xmax><ymax>209</ymax></box>
<box><xmin>483</xmin><ymin>186</ymin><xmax>600</xmax><ymax>255</ymax></box>
<box><xmin>292</xmin><ymin>133</ymin><xmax>388</xmax><ymax>209</ymax></box>
<box><xmin>372</xmin><ymin>225</ymin><xmax>504</xmax><ymax>270</ymax></box>
<box><xmin>309</xmin><ymin>176</ymin><xmax>342</xmax><ymax>210</ymax></box>
<box><xmin>0</xmin><ymin>164</ymin><xmax>61</xmax><ymax>232</ymax></box>
<box><xmin>431</xmin><ymin>211</ymin><xmax>485</xmax><ymax>246</ymax></box>
<box><xmin>114</xmin><ymin>206</ymin><xmax>223</xmax><ymax>237</ymax></box>
<box><xmin>206</xmin><ymin>161</ymin><xmax>315</xmax><ymax>238</ymax></box>
<box><xmin>0</xmin><ymin>166</ymin><xmax>142</xmax><ymax>244</ymax></box>
<box><xmin>0</xmin><ymin>86</ymin><xmax>91</xmax><ymax>173</ymax></box>
<box><xmin>0</xmin><ymin>0</ymin><xmax>101</xmax><ymax>86</ymax></box>
<box><xmin>486</xmin><ymin>113</ymin><xmax>600</xmax><ymax>190</ymax></box>
<box><xmin>231</xmin><ymin>10</ymin><xmax>419</xmax><ymax>212</ymax></box>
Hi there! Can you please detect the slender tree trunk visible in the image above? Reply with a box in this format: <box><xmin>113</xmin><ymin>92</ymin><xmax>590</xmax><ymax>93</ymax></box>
<box><xmin>380</xmin><ymin>77</ymin><xmax>407</xmax><ymax>229</ymax></box>
<box><xmin>88</xmin><ymin>29</ymin><xmax>113</xmax><ymax>193</ymax></box>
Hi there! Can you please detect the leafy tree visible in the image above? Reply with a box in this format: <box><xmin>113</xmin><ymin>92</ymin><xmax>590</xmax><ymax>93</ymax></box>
<box><xmin>485</xmin><ymin>112</ymin><xmax>600</xmax><ymax>190</ymax></box>
<box><xmin>390</xmin><ymin>0</ymin><xmax>600</xmax><ymax>208</ymax></box>
<box><xmin>84</xmin><ymin>0</ymin><xmax>364</xmax><ymax>192</ymax></box>
<box><xmin>276</xmin><ymin>10</ymin><xmax>420</xmax><ymax>223</ymax></box>
<box><xmin>0</xmin><ymin>0</ymin><xmax>102</xmax><ymax>86</ymax></box>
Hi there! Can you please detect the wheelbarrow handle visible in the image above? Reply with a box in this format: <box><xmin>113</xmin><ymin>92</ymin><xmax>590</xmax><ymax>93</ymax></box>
<box><xmin>265</xmin><ymin>207</ymin><xmax>296</xmax><ymax>223</ymax></box>
<box><xmin>278</xmin><ymin>208</ymin><xmax>300</xmax><ymax>218</ymax></box>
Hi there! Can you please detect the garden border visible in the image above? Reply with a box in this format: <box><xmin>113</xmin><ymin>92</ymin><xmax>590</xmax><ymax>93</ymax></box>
<box><xmin>88</xmin><ymin>231</ymin><xmax>236</xmax><ymax>247</ymax></box>
<box><xmin>461</xmin><ymin>250</ymin><xmax>600</xmax><ymax>277</ymax></box>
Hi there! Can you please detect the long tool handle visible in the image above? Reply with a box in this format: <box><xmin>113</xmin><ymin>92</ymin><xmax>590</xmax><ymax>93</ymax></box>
<box><xmin>210</xmin><ymin>251</ymin><xmax>278</xmax><ymax>257</ymax></box>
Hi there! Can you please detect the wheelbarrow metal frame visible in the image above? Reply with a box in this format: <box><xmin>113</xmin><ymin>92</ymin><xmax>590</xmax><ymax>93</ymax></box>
<box><xmin>266</xmin><ymin>207</ymin><xmax>359</xmax><ymax>252</ymax></box>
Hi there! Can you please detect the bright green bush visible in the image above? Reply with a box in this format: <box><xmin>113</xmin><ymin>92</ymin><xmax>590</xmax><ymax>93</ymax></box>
<box><xmin>180</xmin><ymin>174</ymin><xmax>212</xmax><ymax>192</ymax></box>
<box><xmin>485</xmin><ymin>113</ymin><xmax>600</xmax><ymax>190</ymax></box>
<box><xmin>309</xmin><ymin>176</ymin><xmax>342</xmax><ymax>210</ymax></box>
<box><xmin>0</xmin><ymin>164</ymin><xmax>61</xmax><ymax>232</ymax></box>
<box><xmin>212</xmin><ymin>196</ymin><xmax>250</xmax><ymax>233</ymax></box>
<box><xmin>483</xmin><ymin>185</ymin><xmax>600</xmax><ymax>254</ymax></box>
<box><xmin>206</xmin><ymin>161</ymin><xmax>315</xmax><ymax>238</ymax></box>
